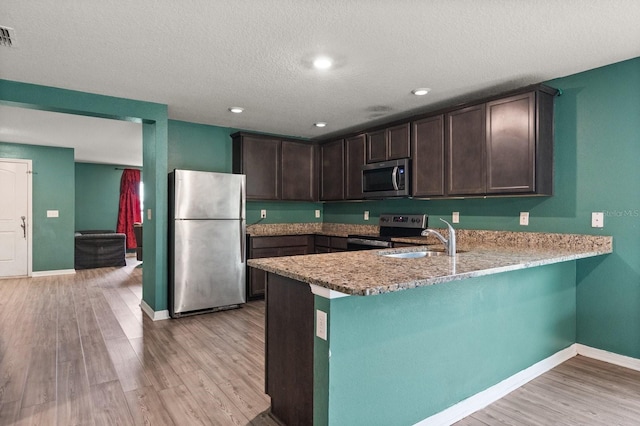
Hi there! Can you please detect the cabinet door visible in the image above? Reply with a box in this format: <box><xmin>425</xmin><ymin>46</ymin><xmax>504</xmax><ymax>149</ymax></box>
<box><xmin>366</xmin><ymin>129</ymin><xmax>387</xmax><ymax>163</ymax></box>
<box><xmin>388</xmin><ymin>122</ymin><xmax>411</xmax><ymax>160</ymax></box>
<box><xmin>320</xmin><ymin>139</ymin><xmax>345</xmax><ymax>201</ymax></box>
<box><xmin>282</xmin><ymin>141</ymin><xmax>317</xmax><ymax>201</ymax></box>
<box><xmin>238</xmin><ymin>135</ymin><xmax>281</xmax><ymax>200</ymax></box>
<box><xmin>486</xmin><ymin>92</ymin><xmax>535</xmax><ymax>194</ymax></box>
<box><xmin>329</xmin><ymin>236</ymin><xmax>348</xmax><ymax>252</ymax></box>
<box><xmin>249</xmin><ymin>247</ymin><xmax>280</xmax><ymax>298</ymax></box>
<box><xmin>412</xmin><ymin>115</ymin><xmax>445</xmax><ymax>197</ymax></box>
<box><xmin>447</xmin><ymin>104</ymin><xmax>486</xmax><ymax>195</ymax></box>
<box><xmin>345</xmin><ymin>134</ymin><xmax>366</xmax><ymax>199</ymax></box>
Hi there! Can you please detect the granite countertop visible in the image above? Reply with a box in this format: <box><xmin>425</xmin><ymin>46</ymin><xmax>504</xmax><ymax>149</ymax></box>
<box><xmin>247</xmin><ymin>233</ymin><xmax>613</xmax><ymax>296</ymax></box>
<box><xmin>246</xmin><ymin>222</ymin><xmax>378</xmax><ymax>237</ymax></box>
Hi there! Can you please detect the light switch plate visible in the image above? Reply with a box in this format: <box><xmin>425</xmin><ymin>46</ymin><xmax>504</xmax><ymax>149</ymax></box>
<box><xmin>46</xmin><ymin>210</ymin><xmax>59</xmax><ymax>218</ymax></box>
<box><xmin>520</xmin><ymin>212</ymin><xmax>529</xmax><ymax>226</ymax></box>
<box><xmin>260</xmin><ymin>209</ymin><xmax>267</xmax><ymax>219</ymax></box>
<box><xmin>316</xmin><ymin>310</ymin><xmax>327</xmax><ymax>340</ymax></box>
<box><xmin>452</xmin><ymin>212</ymin><xmax>460</xmax><ymax>223</ymax></box>
<box><xmin>364</xmin><ymin>211</ymin><xmax>369</xmax><ymax>221</ymax></box>
<box><xmin>592</xmin><ymin>212</ymin><xmax>604</xmax><ymax>228</ymax></box>
<box><xmin>315</xmin><ymin>209</ymin><xmax>321</xmax><ymax>218</ymax></box>
<box><xmin>147</xmin><ymin>209</ymin><xmax>152</xmax><ymax>221</ymax></box>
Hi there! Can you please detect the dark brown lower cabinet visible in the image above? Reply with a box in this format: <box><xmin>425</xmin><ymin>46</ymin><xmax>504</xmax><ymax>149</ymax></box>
<box><xmin>265</xmin><ymin>273</ymin><xmax>314</xmax><ymax>426</ymax></box>
<box><xmin>314</xmin><ymin>235</ymin><xmax>348</xmax><ymax>253</ymax></box>
<box><xmin>247</xmin><ymin>235</ymin><xmax>313</xmax><ymax>299</ymax></box>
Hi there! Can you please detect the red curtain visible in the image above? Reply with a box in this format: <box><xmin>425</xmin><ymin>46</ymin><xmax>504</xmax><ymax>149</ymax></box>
<box><xmin>116</xmin><ymin>169</ymin><xmax>142</xmax><ymax>249</ymax></box>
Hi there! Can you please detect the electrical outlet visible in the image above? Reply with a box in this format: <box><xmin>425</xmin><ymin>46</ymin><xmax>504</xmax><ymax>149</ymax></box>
<box><xmin>316</xmin><ymin>310</ymin><xmax>327</xmax><ymax>340</ymax></box>
<box><xmin>592</xmin><ymin>212</ymin><xmax>604</xmax><ymax>228</ymax></box>
<box><xmin>147</xmin><ymin>209</ymin><xmax>152</xmax><ymax>221</ymax></box>
<box><xmin>46</xmin><ymin>210</ymin><xmax>59</xmax><ymax>218</ymax></box>
<box><xmin>260</xmin><ymin>209</ymin><xmax>267</xmax><ymax>219</ymax></box>
<box><xmin>364</xmin><ymin>211</ymin><xmax>369</xmax><ymax>221</ymax></box>
<box><xmin>315</xmin><ymin>209</ymin><xmax>321</xmax><ymax>218</ymax></box>
<box><xmin>519</xmin><ymin>212</ymin><xmax>529</xmax><ymax>226</ymax></box>
<box><xmin>452</xmin><ymin>212</ymin><xmax>460</xmax><ymax>224</ymax></box>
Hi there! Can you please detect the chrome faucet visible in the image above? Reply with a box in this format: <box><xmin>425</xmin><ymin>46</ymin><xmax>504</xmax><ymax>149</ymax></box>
<box><xmin>421</xmin><ymin>218</ymin><xmax>456</xmax><ymax>256</ymax></box>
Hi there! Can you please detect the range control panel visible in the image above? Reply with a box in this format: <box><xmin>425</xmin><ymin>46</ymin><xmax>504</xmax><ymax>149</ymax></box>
<box><xmin>379</xmin><ymin>213</ymin><xmax>427</xmax><ymax>229</ymax></box>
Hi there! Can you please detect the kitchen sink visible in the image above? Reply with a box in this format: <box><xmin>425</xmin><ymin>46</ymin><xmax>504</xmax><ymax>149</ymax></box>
<box><xmin>381</xmin><ymin>251</ymin><xmax>446</xmax><ymax>259</ymax></box>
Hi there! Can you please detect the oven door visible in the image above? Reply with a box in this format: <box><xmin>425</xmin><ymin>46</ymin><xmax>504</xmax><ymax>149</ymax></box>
<box><xmin>347</xmin><ymin>237</ymin><xmax>393</xmax><ymax>251</ymax></box>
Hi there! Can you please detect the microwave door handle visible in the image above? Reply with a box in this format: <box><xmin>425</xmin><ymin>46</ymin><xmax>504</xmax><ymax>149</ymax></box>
<box><xmin>392</xmin><ymin>166</ymin><xmax>399</xmax><ymax>190</ymax></box>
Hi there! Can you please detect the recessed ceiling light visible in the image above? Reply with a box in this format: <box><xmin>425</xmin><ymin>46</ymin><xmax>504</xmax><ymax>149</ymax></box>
<box><xmin>228</xmin><ymin>107</ymin><xmax>244</xmax><ymax>113</ymax></box>
<box><xmin>314</xmin><ymin>122</ymin><xmax>327</xmax><ymax>128</ymax></box>
<box><xmin>411</xmin><ymin>88</ymin><xmax>430</xmax><ymax>96</ymax></box>
<box><xmin>313</xmin><ymin>57</ymin><xmax>333</xmax><ymax>70</ymax></box>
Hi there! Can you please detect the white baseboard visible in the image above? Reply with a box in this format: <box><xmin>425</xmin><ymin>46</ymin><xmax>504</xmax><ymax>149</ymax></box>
<box><xmin>415</xmin><ymin>345</ymin><xmax>578</xmax><ymax>426</ymax></box>
<box><xmin>140</xmin><ymin>299</ymin><xmax>170</xmax><ymax>321</ymax></box>
<box><xmin>32</xmin><ymin>269</ymin><xmax>76</xmax><ymax>277</ymax></box>
<box><xmin>576</xmin><ymin>343</ymin><xmax>640</xmax><ymax>372</ymax></box>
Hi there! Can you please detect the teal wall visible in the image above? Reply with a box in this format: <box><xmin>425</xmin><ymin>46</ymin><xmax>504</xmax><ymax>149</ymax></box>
<box><xmin>75</xmin><ymin>163</ymin><xmax>125</xmax><ymax>231</ymax></box>
<box><xmin>1</xmin><ymin>79</ymin><xmax>168</xmax><ymax>312</ymax></box>
<box><xmin>0</xmin><ymin>142</ymin><xmax>75</xmax><ymax>271</ymax></box>
<box><xmin>168</xmin><ymin>119</ymin><xmax>235</xmax><ymax>173</ymax></box>
<box><xmin>316</xmin><ymin>262</ymin><xmax>577</xmax><ymax>425</ymax></box>
<box><xmin>324</xmin><ymin>57</ymin><xmax>640</xmax><ymax>359</ymax></box>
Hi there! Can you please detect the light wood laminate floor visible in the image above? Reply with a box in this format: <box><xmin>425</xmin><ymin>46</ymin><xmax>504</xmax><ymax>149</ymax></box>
<box><xmin>455</xmin><ymin>354</ymin><xmax>640</xmax><ymax>425</ymax></box>
<box><xmin>2</xmin><ymin>261</ymin><xmax>640</xmax><ymax>425</ymax></box>
<box><xmin>0</xmin><ymin>259</ymin><xmax>277</xmax><ymax>425</ymax></box>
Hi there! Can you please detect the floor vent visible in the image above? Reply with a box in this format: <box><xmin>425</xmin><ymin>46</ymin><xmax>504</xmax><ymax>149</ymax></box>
<box><xmin>0</xmin><ymin>26</ymin><xmax>16</xmax><ymax>48</ymax></box>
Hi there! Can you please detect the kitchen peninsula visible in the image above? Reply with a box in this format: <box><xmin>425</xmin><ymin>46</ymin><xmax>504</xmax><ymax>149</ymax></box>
<box><xmin>248</xmin><ymin>231</ymin><xmax>612</xmax><ymax>425</ymax></box>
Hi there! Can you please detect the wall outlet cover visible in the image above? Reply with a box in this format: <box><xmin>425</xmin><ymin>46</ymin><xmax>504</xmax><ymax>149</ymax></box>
<box><xmin>452</xmin><ymin>212</ymin><xmax>460</xmax><ymax>223</ymax></box>
<box><xmin>315</xmin><ymin>209</ymin><xmax>321</xmax><ymax>218</ymax></box>
<box><xmin>364</xmin><ymin>211</ymin><xmax>369</xmax><ymax>221</ymax></box>
<box><xmin>46</xmin><ymin>210</ymin><xmax>59</xmax><ymax>218</ymax></box>
<box><xmin>316</xmin><ymin>310</ymin><xmax>327</xmax><ymax>340</ymax></box>
<box><xmin>519</xmin><ymin>212</ymin><xmax>529</xmax><ymax>226</ymax></box>
<box><xmin>260</xmin><ymin>209</ymin><xmax>267</xmax><ymax>219</ymax></box>
<box><xmin>592</xmin><ymin>212</ymin><xmax>604</xmax><ymax>228</ymax></box>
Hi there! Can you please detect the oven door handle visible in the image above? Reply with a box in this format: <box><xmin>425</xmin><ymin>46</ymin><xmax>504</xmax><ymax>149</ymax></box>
<box><xmin>347</xmin><ymin>238</ymin><xmax>393</xmax><ymax>248</ymax></box>
<box><xmin>391</xmin><ymin>166</ymin><xmax>399</xmax><ymax>191</ymax></box>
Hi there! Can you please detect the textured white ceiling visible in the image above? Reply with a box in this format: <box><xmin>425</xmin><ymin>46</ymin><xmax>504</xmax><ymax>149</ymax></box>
<box><xmin>1</xmin><ymin>0</ymin><xmax>640</xmax><ymax>165</ymax></box>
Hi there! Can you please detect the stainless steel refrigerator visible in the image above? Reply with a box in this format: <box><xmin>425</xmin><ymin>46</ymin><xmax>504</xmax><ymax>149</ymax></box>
<box><xmin>168</xmin><ymin>169</ymin><xmax>246</xmax><ymax>318</ymax></box>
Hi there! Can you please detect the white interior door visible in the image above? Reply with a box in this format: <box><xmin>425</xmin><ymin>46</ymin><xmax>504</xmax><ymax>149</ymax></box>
<box><xmin>0</xmin><ymin>160</ymin><xmax>31</xmax><ymax>277</ymax></box>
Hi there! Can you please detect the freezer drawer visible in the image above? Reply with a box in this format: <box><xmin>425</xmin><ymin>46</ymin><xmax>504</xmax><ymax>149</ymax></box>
<box><xmin>170</xmin><ymin>219</ymin><xmax>246</xmax><ymax>316</ymax></box>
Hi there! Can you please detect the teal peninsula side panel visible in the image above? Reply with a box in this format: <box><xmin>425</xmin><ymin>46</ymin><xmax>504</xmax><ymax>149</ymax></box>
<box><xmin>317</xmin><ymin>262</ymin><xmax>576</xmax><ymax>425</ymax></box>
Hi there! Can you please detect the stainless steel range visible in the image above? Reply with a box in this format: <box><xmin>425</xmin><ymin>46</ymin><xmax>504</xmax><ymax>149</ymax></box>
<box><xmin>347</xmin><ymin>213</ymin><xmax>427</xmax><ymax>250</ymax></box>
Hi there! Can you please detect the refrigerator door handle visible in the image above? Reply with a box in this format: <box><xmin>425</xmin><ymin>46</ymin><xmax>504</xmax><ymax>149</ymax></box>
<box><xmin>239</xmin><ymin>179</ymin><xmax>245</xmax><ymax>220</ymax></box>
<box><xmin>240</xmin><ymin>221</ymin><xmax>246</xmax><ymax>262</ymax></box>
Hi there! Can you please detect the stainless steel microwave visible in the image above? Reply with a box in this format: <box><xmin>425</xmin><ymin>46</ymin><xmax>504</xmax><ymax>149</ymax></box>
<box><xmin>362</xmin><ymin>158</ymin><xmax>410</xmax><ymax>199</ymax></box>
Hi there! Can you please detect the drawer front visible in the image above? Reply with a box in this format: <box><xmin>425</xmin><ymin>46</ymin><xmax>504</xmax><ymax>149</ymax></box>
<box><xmin>280</xmin><ymin>246</ymin><xmax>309</xmax><ymax>256</ymax></box>
<box><xmin>315</xmin><ymin>235</ymin><xmax>330</xmax><ymax>247</ymax></box>
<box><xmin>331</xmin><ymin>237</ymin><xmax>348</xmax><ymax>250</ymax></box>
<box><xmin>251</xmin><ymin>247</ymin><xmax>281</xmax><ymax>259</ymax></box>
<box><xmin>252</xmin><ymin>235</ymin><xmax>310</xmax><ymax>249</ymax></box>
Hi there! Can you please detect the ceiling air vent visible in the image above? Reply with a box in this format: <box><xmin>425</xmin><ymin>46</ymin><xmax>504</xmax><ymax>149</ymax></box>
<box><xmin>0</xmin><ymin>26</ymin><xmax>16</xmax><ymax>48</ymax></box>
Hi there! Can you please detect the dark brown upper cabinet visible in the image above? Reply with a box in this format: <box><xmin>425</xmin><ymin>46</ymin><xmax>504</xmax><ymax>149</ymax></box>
<box><xmin>281</xmin><ymin>141</ymin><xmax>317</xmax><ymax>201</ymax></box>
<box><xmin>232</xmin><ymin>132</ymin><xmax>317</xmax><ymax>201</ymax></box>
<box><xmin>411</xmin><ymin>115</ymin><xmax>445</xmax><ymax>197</ymax></box>
<box><xmin>486</xmin><ymin>90</ymin><xmax>554</xmax><ymax>195</ymax></box>
<box><xmin>447</xmin><ymin>104</ymin><xmax>487</xmax><ymax>196</ymax></box>
<box><xmin>233</xmin><ymin>133</ymin><xmax>281</xmax><ymax>200</ymax></box>
<box><xmin>366</xmin><ymin>122</ymin><xmax>411</xmax><ymax>163</ymax></box>
<box><xmin>320</xmin><ymin>139</ymin><xmax>345</xmax><ymax>201</ymax></box>
<box><xmin>345</xmin><ymin>134</ymin><xmax>366</xmax><ymax>200</ymax></box>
